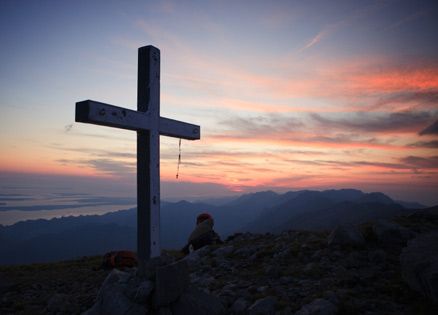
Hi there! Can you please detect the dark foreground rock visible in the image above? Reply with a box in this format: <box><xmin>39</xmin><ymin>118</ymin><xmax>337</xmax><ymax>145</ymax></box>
<box><xmin>247</xmin><ymin>296</ymin><xmax>277</xmax><ymax>315</ymax></box>
<box><xmin>327</xmin><ymin>225</ymin><xmax>365</xmax><ymax>247</ymax></box>
<box><xmin>154</xmin><ymin>260</ymin><xmax>190</xmax><ymax>307</ymax></box>
<box><xmin>401</xmin><ymin>232</ymin><xmax>438</xmax><ymax>302</ymax></box>
<box><xmin>186</xmin><ymin>220</ymin><xmax>438</xmax><ymax>314</ymax></box>
<box><xmin>83</xmin><ymin>268</ymin><xmax>146</xmax><ymax>315</ymax></box>
<box><xmin>83</xmin><ymin>256</ymin><xmax>225</xmax><ymax>315</ymax></box>
<box><xmin>373</xmin><ymin>220</ymin><xmax>415</xmax><ymax>247</ymax></box>
<box><xmin>172</xmin><ymin>286</ymin><xmax>225</xmax><ymax>315</ymax></box>
<box><xmin>0</xmin><ymin>256</ymin><xmax>108</xmax><ymax>315</ymax></box>
<box><xmin>294</xmin><ymin>298</ymin><xmax>337</xmax><ymax>315</ymax></box>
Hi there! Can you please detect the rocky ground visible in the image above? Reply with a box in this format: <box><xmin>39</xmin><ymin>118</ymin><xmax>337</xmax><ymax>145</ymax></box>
<box><xmin>0</xmin><ymin>256</ymin><xmax>109</xmax><ymax>314</ymax></box>
<box><xmin>187</xmin><ymin>227</ymin><xmax>435</xmax><ymax>314</ymax></box>
<box><xmin>1</xmin><ymin>209</ymin><xmax>437</xmax><ymax>314</ymax></box>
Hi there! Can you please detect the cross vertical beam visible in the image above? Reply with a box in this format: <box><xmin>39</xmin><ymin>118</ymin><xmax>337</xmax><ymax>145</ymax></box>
<box><xmin>137</xmin><ymin>46</ymin><xmax>160</xmax><ymax>274</ymax></box>
<box><xmin>74</xmin><ymin>45</ymin><xmax>200</xmax><ymax>276</ymax></box>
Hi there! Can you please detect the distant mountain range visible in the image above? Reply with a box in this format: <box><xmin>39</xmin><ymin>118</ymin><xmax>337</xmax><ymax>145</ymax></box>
<box><xmin>0</xmin><ymin>189</ymin><xmax>429</xmax><ymax>265</ymax></box>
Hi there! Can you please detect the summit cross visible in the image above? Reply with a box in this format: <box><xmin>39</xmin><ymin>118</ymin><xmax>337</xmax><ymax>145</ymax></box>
<box><xmin>75</xmin><ymin>45</ymin><xmax>201</xmax><ymax>274</ymax></box>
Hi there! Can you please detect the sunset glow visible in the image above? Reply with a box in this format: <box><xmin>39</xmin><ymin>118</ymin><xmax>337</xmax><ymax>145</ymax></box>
<box><xmin>1</xmin><ymin>0</ymin><xmax>437</xmax><ymax>205</ymax></box>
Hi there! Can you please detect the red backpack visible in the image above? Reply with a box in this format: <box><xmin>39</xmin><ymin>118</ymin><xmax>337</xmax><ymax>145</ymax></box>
<box><xmin>99</xmin><ymin>250</ymin><xmax>138</xmax><ymax>270</ymax></box>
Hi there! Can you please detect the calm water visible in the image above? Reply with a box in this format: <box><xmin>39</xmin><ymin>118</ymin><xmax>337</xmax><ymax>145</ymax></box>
<box><xmin>0</xmin><ymin>172</ymin><xmax>139</xmax><ymax>226</ymax></box>
<box><xmin>0</xmin><ymin>187</ymin><xmax>136</xmax><ymax>226</ymax></box>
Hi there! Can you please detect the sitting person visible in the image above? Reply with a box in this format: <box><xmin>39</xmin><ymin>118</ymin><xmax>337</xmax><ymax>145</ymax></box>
<box><xmin>182</xmin><ymin>212</ymin><xmax>222</xmax><ymax>255</ymax></box>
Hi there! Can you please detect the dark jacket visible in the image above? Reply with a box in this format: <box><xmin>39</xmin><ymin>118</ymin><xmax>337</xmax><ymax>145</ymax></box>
<box><xmin>182</xmin><ymin>218</ymin><xmax>222</xmax><ymax>254</ymax></box>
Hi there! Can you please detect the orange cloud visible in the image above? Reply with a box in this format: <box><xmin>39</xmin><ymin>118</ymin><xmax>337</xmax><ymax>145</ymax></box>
<box><xmin>0</xmin><ymin>157</ymin><xmax>100</xmax><ymax>177</ymax></box>
<box><xmin>206</xmin><ymin>127</ymin><xmax>410</xmax><ymax>150</ymax></box>
<box><xmin>348</xmin><ymin>68</ymin><xmax>438</xmax><ymax>93</ymax></box>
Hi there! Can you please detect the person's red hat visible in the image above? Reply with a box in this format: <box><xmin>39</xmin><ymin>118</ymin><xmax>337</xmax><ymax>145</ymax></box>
<box><xmin>196</xmin><ymin>212</ymin><xmax>212</xmax><ymax>224</ymax></box>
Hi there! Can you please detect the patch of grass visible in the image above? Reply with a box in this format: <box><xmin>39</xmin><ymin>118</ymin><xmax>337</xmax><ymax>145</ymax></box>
<box><xmin>408</xmin><ymin>298</ymin><xmax>438</xmax><ymax>315</ymax></box>
<box><xmin>290</xmin><ymin>240</ymin><xmax>301</xmax><ymax>256</ymax></box>
<box><xmin>281</xmin><ymin>265</ymin><xmax>301</xmax><ymax>277</ymax></box>
<box><xmin>395</xmin><ymin>215</ymin><xmax>438</xmax><ymax>233</ymax></box>
<box><xmin>0</xmin><ymin>256</ymin><xmax>109</xmax><ymax>315</ymax></box>
<box><xmin>252</xmin><ymin>291</ymin><xmax>271</xmax><ymax>301</ymax></box>
<box><xmin>13</xmin><ymin>301</ymin><xmax>24</xmax><ymax>311</ymax></box>
<box><xmin>360</xmin><ymin>222</ymin><xmax>378</xmax><ymax>243</ymax></box>
<box><xmin>208</xmin><ymin>277</ymin><xmax>226</xmax><ymax>291</ymax></box>
<box><xmin>304</xmin><ymin>264</ymin><xmax>323</xmax><ymax>278</ymax></box>
<box><xmin>250</xmin><ymin>264</ymin><xmax>266</xmax><ymax>278</ymax></box>
<box><xmin>257</xmin><ymin>245</ymin><xmax>276</xmax><ymax>259</ymax></box>
<box><xmin>337</xmin><ymin>298</ymin><xmax>358</xmax><ymax>315</ymax></box>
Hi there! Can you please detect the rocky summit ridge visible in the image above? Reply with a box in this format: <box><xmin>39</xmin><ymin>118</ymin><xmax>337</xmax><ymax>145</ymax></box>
<box><xmin>1</xmin><ymin>207</ymin><xmax>438</xmax><ymax>314</ymax></box>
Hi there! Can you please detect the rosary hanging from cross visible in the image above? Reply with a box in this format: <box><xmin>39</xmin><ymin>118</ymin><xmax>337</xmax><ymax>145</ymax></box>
<box><xmin>176</xmin><ymin>138</ymin><xmax>182</xmax><ymax>179</ymax></box>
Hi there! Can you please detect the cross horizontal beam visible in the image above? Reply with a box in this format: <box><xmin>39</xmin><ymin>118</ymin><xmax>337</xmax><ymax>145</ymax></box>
<box><xmin>76</xmin><ymin>100</ymin><xmax>200</xmax><ymax>140</ymax></box>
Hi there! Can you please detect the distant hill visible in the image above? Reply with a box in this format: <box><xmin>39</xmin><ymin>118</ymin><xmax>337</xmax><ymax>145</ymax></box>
<box><xmin>395</xmin><ymin>200</ymin><xmax>427</xmax><ymax>209</ymax></box>
<box><xmin>245</xmin><ymin>189</ymin><xmax>416</xmax><ymax>233</ymax></box>
<box><xmin>0</xmin><ymin>189</ymin><xmax>430</xmax><ymax>265</ymax></box>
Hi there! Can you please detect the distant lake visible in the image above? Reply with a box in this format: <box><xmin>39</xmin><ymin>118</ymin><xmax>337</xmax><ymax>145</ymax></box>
<box><xmin>0</xmin><ymin>187</ymin><xmax>136</xmax><ymax>226</ymax></box>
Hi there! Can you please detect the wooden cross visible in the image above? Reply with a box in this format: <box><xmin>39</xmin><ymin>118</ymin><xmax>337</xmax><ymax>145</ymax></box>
<box><xmin>75</xmin><ymin>45</ymin><xmax>200</xmax><ymax>274</ymax></box>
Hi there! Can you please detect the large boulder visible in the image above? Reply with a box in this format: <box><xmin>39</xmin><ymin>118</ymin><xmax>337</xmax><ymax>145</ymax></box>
<box><xmin>248</xmin><ymin>296</ymin><xmax>277</xmax><ymax>315</ymax></box>
<box><xmin>83</xmin><ymin>269</ymin><xmax>147</xmax><ymax>315</ymax></box>
<box><xmin>400</xmin><ymin>232</ymin><xmax>438</xmax><ymax>302</ymax></box>
<box><xmin>212</xmin><ymin>245</ymin><xmax>234</xmax><ymax>257</ymax></box>
<box><xmin>372</xmin><ymin>220</ymin><xmax>415</xmax><ymax>246</ymax></box>
<box><xmin>294</xmin><ymin>298</ymin><xmax>337</xmax><ymax>315</ymax></box>
<box><xmin>47</xmin><ymin>293</ymin><xmax>74</xmax><ymax>314</ymax></box>
<box><xmin>83</xmin><ymin>256</ymin><xmax>190</xmax><ymax>315</ymax></box>
<box><xmin>171</xmin><ymin>286</ymin><xmax>225</xmax><ymax>315</ymax></box>
<box><xmin>134</xmin><ymin>280</ymin><xmax>154</xmax><ymax>303</ymax></box>
<box><xmin>182</xmin><ymin>245</ymin><xmax>211</xmax><ymax>267</ymax></box>
<box><xmin>154</xmin><ymin>260</ymin><xmax>190</xmax><ymax>307</ymax></box>
<box><xmin>409</xmin><ymin>206</ymin><xmax>438</xmax><ymax>220</ymax></box>
<box><xmin>327</xmin><ymin>225</ymin><xmax>365</xmax><ymax>247</ymax></box>
<box><xmin>142</xmin><ymin>254</ymin><xmax>176</xmax><ymax>279</ymax></box>
<box><xmin>231</xmin><ymin>297</ymin><xmax>249</xmax><ymax>314</ymax></box>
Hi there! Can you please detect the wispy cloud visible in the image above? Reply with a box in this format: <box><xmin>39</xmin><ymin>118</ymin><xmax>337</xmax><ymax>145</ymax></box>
<box><xmin>57</xmin><ymin>158</ymin><xmax>135</xmax><ymax>177</ymax></box>
<box><xmin>52</xmin><ymin>146</ymin><xmax>136</xmax><ymax>159</ymax></box>
<box><xmin>213</xmin><ymin>111</ymin><xmax>433</xmax><ymax>149</ymax></box>
<box><xmin>87</xmin><ymin>159</ymin><xmax>135</xmax><ymax>175</ymax></box>
<box><xmin>64</xmin><ymin>124</ymin><xmax>73</xmax><ymax>133</ymax></box>
<box><xmin>408</xmin><ymin>140</ymin><xmax>438</xmax><ymax>148</ymax></box>
<box><xmin>300</xmin><ymin>28</ymin><xmax>331</xmax><ymax>51</ymax></box>
<box><xmin>298</xmin><ymin>1</ymin><xmax>385</xmax><ymax>52</ymax></box>
<box><xmin>207</xmin><ymin>132</ymin><xmax>398</xmax><ymax>150</ymax></box>
<box><xmin>287</xmin><ymin>156</ymin><xmax>438</xmax><ymax>171</ymax></box>
<box><xmin>386</xmin><ymin>9</ymin><xmax>428</xmax><ymax>31</ymax></box>
<box><xmin>129</xmin><ymin>18</ymin><xmax>438</xmax><ymax>109</ymax></box>
<box><xmin>346</xmin><ymin>66</ymin><xmax>438</xmax><ymax>94</ymax></box>
<box><xmin>219</xmin><ymin>114</ymin><xmax>303</xmax><ymax>134</ymax></box>
<box><xmin>371</xmin><ymin>89</ymin><xmax>438</xmax><ymax>111</ymax></box>
<box><xmin>400</xmin><ymin>156</ymin><xmax>438</xmax><ymax>169</ymax></box>
<box><xmin>65</xmin><ymin>130</ymin><xmax>133</xmax><ymax>142</ymax></box>
<box><xmin>419</xmin><ymin>120</ymin><xmax>438</xmax><ymax>135</ymax></box>
<box><xmin>286</xmin><ymin>159</ymin><xmax>407</xmax><ymax>170</ymax></box>
<box><xmin>311</xmin><ymin>111</ymin><xmax>434</xmax><ymax>134</ymax></box>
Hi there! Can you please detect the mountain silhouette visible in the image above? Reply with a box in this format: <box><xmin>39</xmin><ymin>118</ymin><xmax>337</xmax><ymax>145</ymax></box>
<box><xmin>0</xmin><ymin>189</ymin><xmax>428</xmax><ymax>265</ymax></box>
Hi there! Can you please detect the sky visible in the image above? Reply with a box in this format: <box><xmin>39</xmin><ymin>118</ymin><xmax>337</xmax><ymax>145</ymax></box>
<box><xmin>1</xmin><ymin>0</ymin><xmax>437</xmax><ymax>206</ymax></box>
